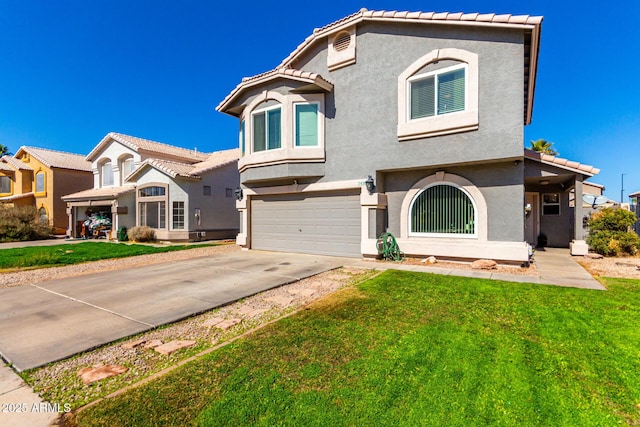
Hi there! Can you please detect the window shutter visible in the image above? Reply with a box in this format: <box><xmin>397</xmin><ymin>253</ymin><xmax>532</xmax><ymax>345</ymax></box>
<box><xmin>253</xmin><ymin>112</ymin><xmax>266</xmax><ymax>152</ymax></box>
<box><xmin>437</xmin><ymin>69</ymin><xmax>465</xmax><ymax>115</ymax></box>
<box><xmin>267</xmin><ymin>108</ymin><xmax>281</xmax><ymax>150</ymax></box>
<box><xmin>410</xmin><ymin>77</ymin><xmax>435</xmax><ymax>119</ymax></box>
<box><xmin>295</xmin><ymin>104</ymin><xmax>318</xmax><ymax>146</ymax></box>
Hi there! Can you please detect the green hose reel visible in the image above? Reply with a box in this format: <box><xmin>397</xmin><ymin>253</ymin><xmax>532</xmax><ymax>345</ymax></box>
<box><xmin>376</xmin><ymin>232</ymin><xmax>405</xmax><ymax>262</ymax></box>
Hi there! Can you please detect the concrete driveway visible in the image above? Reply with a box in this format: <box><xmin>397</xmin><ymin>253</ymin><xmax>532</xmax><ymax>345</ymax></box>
<box><xmin>0</xmin><ymin>251</ymin><xmax>343</xmax><ymax>371</ymax></box>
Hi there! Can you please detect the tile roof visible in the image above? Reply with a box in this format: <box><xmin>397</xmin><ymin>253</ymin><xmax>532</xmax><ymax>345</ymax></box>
<box><xmin>0</xmin><ymin>161</ymin><xmax>14</xmax><ymax>172</ymax></box>
<box><xmin>524</xmin><ymin>149</ymin><xmax>599</xmax><ymax>176</ymax></box>
<box><xmin>629</xmin><ymin>190</ymin><xmax>640</xmax><ymax>198</ymax></box>
<box><xmin>217</xmin><ymin>68</ymin><xmax>333</xmax><ymax>114</ymax></box>
<box><xmin>16</xmin><ymin>146</ymin><xmax>92</xmax><ymax>172</ymax></box>
<box><xmin>87</xmin><ymin>132</ymin><xmax>210</xmax><ymax>163</ymax></box>
<box><xmin>62</xmin><ymin>185</ymin><xmax>136</xmax><ymax>202</ymax></box>
<box><xmin>279</xmin><ymin>8</ymin><xmax>543</xmax><ymax>67</ymax></box>
<box><xmin>0</xmin><ymin>192</ymin><xmax>34</xmax><ymax>202</ymax></box>
<box><xmin>1</xmin><ymin>155</ymin><xmax>32</xmax><ymax>171</ymax></box>
<box><xmin>127</xmin><ymin>148</ymin><xmax>240</xmax><ymax>180</ymax></box>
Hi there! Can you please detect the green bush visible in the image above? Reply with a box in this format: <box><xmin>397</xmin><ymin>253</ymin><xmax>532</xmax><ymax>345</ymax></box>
<box><xmin>587</xmin><ymin>208</ymin><xmax>640</xmax><ymax>256</ymax></box>
<box><xmin>127</xmin><ymin>226</ymin><xmax>156</xmax><ymax>242</ymax></box>
<box><xmin>0</xmin><ymin>205</ymin><xmax>53</xmax><ymax>242</ymax></box>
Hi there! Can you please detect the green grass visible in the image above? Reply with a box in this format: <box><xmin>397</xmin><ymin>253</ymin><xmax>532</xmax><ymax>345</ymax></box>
<box><xmin>73</xmin><ymin>272</ymin><xmax>640</xmax><ymax>426</ymax></box>
<box><xmin>0</xmin><ymin>242</ymin><xmax>214</xmax><ymax>270</ymax></box>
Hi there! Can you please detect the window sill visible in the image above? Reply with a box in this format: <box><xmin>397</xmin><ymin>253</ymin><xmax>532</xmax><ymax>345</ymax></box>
<box><xmin>398</xmin><ymin>110</ymin><xmax>478</xmax><ymax>141</ymax></box>
<box><xmin>239</xmin><ymin>146</ymin><xmax>325</xmax><ymax>171</ymax></box>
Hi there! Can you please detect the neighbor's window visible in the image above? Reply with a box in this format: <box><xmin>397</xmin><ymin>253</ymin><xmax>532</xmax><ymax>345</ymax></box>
<box><xmin>121</xmin><ymin>157</ymin><xmax>135</xmax><ymax>183</ymax></box>
<box><xmin>252</xmin><ymin>105</ymin><xmax>281</xmax><ymax>152</ymax></box>
<box><xmin>35</xmin><ymin>171</ymin><xmax>45</xmax><ymax>193</ymax></box>
<box><xmin>410</xmin><ymin>184</ymin><xmax>476</xmax><ymax>236</ymax></box>
<box><xmin>139</xmin><ymin>201</ymin><xmax>166</xmax><ymax>228</ymax></box>
<box><xmin>139</xmin><ymin>186</ymin><xmax>165</xmax><ymax>197</ymax></box>
<box><xmin>295</xmin><ymin>103</ymin><xmax>319</xmax><ymax>147</ymax></box>
<box><xmin>172</xmin><ymin>201</ymin><xmax>185</xmax><ymax>229</ymax></box>
<box><xmin>101</xmin><ymin>161</ymin><xmax>114</xmax><ymax>186</ymax></box>
<box><xmin>0</xmin><ymin>176</ymin><xmax>10</xmax><ymax>194</ymax></box>
<box><xmin>409</xmin><ymin>65</ymin><xmax>466</xmax><ymax>120</ymax></box>
<box><xmin>203</xmin><ymin>185</ymin><xmax>211</xmax><ymax>196</ymax></box>
<box><xmin>542</xmin><ymin>193</ymin><xmax>561</xmax><ymax>216</ymax></box>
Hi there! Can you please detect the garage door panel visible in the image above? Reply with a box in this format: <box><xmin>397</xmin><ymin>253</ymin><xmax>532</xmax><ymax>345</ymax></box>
<box><xmin>251</xmin><ymin>191</ymin><xmax>361</xmax><ymax>257</ymax></box>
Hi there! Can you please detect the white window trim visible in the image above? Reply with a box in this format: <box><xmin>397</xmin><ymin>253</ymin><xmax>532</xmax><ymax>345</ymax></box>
<box><xmin>251</xmin><ymin>104</ymin><xmax>283</xmax><ymax>153</ymax></box>
<box><xmin>238</xmin><ymin>91</ymin><xmax>325</xmax><ymax>172</ymax></box>
<box><xmin>100</xmin><ymin>160</ymin><xmax>114</xmax><ymax>187</ymax></box>
<box><xmin>407</xmin><ymin>63</ymin><xmax>468</xmax><ymax>122</ymax></box>
<box><xmin>398</xmin><ymin>48</ymin><xmax>479</xmax><ymax>141</ymax></box>
<box><xmin>137</xmin><ymin>183</ymin><xmax>168</xmax><ymax>229</ymax></box>
<box><xmin>400</xmin><ymin>172</ymin><xmax>487</xmax><ymax>242</ymax></box>
<box><xmin>171</xmin><ymin>200</ymin><xmax>186</xmax><ymax>230</ymax></box>
<box><xmin>408</xmin><ymin>182</ymin><xmax>478</xmax><ymax>239</ymax></box>
<box><xmin>293</xmin><ymin>101</ymin><xmax>321</xmax><ymax>148</ymax></box>
<box><xmin>542</xmin><ymin>193</ymin><xmax>561</xmax><ymax>216</ymax></box>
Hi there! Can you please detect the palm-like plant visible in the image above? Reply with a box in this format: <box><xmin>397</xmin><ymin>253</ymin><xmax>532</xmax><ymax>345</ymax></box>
<box><xmin>529</xmin><ymin>139</ymin><xmax>558</xmax><ymax>156</ymax></box>
<box><xmin>0</xmin><ymin>144</ymin><xmax>11</xmax><ymax>157</ymax></box>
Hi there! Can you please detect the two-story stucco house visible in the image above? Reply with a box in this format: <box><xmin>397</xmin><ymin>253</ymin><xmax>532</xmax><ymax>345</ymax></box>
<box><xmin>0</xmin><ymin>147</ymin><xmax>93</xmax><ymax>234</ymax></box>
<box><xmin>62</xmin><ymin>132</ymin><xmax>240</xmax><ymax>241</ymax></box>
<box><xmin>217</xmin><ymin>9</ymin><xmax>598</xmax><ymax>262</ymax></box>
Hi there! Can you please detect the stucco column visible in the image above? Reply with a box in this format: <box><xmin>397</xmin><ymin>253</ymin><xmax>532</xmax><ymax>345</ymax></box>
<box><xmin>236</xmin><ymin>195</ymin><xmax>248</xmax><ymax>247</ymax></box>
<box><xmin>570</xmin><ymin>176</ymin><xmax>589</xmax><ymax>255</ymax></box>
<box><xmin>66</xmin><ymin>204</ymin><xmax>73</xmax><ymax>238</ymax></box>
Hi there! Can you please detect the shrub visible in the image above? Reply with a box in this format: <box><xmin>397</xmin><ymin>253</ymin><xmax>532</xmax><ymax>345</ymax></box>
<box><xmin>0</xmin><ymin>205</ymin><xmax>53</xmax><ymax>242</ymax></box>
<box><xmin>127</xmin><ymin>226</ymin><xmax>156</xmax><ymax>242</ymax></box>
<box><xmin>587</xmin><ymin>208</ymin><xmax>640</xmax><ymax>256</ymax></box>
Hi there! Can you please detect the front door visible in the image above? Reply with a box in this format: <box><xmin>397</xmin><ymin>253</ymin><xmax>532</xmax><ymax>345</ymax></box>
<box><xmin>525</xmin><ymin>192</ymin><xmax>539</xmax><ymax>246</ymax></box>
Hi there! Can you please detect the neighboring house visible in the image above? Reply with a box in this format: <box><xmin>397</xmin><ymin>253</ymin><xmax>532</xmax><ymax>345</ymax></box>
<box><xmin>630</xmin><ymin>191</ymin><xmax>640</xmax><ymax>236</ymax></box>
<box><xmin>0</xmin><ymin>147</ymin><xmax>93</xmax><ymax>234</ymax></box>
<box><xmin>62</xmin><ymin>132</ymin><xmax>240</xmax><ymax>241</ymax></box>
<box><xmin>217</xmin><ymin>9</ymin><xmax>599</xmax><ymax>262</ymax></box>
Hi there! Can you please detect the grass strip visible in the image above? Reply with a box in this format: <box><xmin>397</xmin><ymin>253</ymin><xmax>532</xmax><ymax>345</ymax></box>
<box><xmin>0</xmin><ymin>241</ymin><xmax>214</xmax><ymax>270</ymax></box>
<box><xmin>73</xmin><ymin>272</ymin><xmax>640</xmax><ymax>426</ymax></box>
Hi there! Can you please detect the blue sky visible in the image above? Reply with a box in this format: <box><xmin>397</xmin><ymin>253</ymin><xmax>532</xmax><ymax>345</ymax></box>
<box><xmin>1</xmin><ymin>1</ymin><xmax>638</xmax><ymax>201</ymax></box>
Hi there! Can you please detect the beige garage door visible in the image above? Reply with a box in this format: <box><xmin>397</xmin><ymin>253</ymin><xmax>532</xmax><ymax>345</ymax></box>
<box><xmin>251</xmin><ymin>191</ymin><xmax>361</xmax><ymax>257</ymax></box>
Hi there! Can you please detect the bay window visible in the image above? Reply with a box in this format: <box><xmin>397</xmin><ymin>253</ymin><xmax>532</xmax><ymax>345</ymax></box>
<box><xmin>252</xmin><ymin>106</ymin><xmax>281</xmax><ymax>152</ymax></box>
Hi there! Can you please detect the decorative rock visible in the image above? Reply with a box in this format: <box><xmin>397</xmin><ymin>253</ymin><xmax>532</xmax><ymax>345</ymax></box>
<box><xmin>78</xmin><ymin>364</ymin><xmax>128</xmax><ymax>385</ymax></box>
<box><xmin>421</xmin><ymin>256</ymin><xmax>437</xmax><ymax>264</ymax></box>
<box><xmin>264</xmin><ymin>296</ymin><xmax>294</xmax><ymax>307</ymax></box>
<box><xmin>471</xmin><ymin>259</ymin><xmax>498</xmax><ymax>270</ymax></box>
<box><xmin>215</xmin><ymin>318</ymin><xmax>242</xmax><ymax>330</ymax></box>
<box><xmin>202</xmin><ymin>317</ymin><xmax>225</xmax><ymax>327</ymax></box>
<box><xmin>584</xmin><ymin>253</ymin><xmax>604</xmax><ymax>259</ymax></box>
<box><xmin>238</xmin><ymin>306</ymin><xmax>268</xmax><ymax>318</ymax></box>
<box><xmin>121</xmin><ymin>338</ymin><xmax>147</xmax><ymax>349</ymax></box>
<box><xmin>288</xmin><ymin>288</ymin><xmax>316</xmax><ymax>297</ymax></box>
<box><xmin>143</xmin><ymin>339</ymin><xmax>164</xmax><ymax>349</ymax></box>
<box><xmin>154</xmin><ymin>340</ymin><xmax>196</xmax><ymax>355</ymax></box>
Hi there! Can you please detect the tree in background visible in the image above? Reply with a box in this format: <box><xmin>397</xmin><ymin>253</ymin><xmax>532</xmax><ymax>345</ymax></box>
<box><xmin>0</xmin><ymin>144</ymin><xmax>11</xmax><ymax>156</ymax></box>
<box><xmin>529</xmin><ymin>139</ymin><xmax>558</xmax><ymax>156</ymax></box>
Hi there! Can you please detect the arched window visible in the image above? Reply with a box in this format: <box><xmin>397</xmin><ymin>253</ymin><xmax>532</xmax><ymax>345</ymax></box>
<box><xmin>120</xmin><ymin>156</ymin><xmax>135</xmax><ymax>183</ymax></box>
<box><xmin>138</xmin><ymin>185</ymin><xmax>167</xmax><ymax>229</ymax></box>
<box><xmin>100</xmin><ymin>160</ymin><xmax>113</xmax><ymax>187</ymax></box>
<box><xmin>410</xmin><ymin>183</ymin><xmax>476</xmax><ymax>237</ymax></box>
<box><xmin>38</xmin><ymin>206</ymin><xmax>48</xmax><ymax>224</ymax></box>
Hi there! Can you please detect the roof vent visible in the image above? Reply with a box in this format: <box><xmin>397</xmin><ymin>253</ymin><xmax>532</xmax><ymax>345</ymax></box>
<box><xmin>333</xmin><ymin>31</ymin><xmax>351</xmax><ymax>52</ymax></box>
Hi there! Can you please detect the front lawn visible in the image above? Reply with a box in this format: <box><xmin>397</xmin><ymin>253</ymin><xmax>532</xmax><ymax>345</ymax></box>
<box><xmin>73</xmin><ymin>272</ymin><xmax>640</xmax><ymax>426</ymax></box>
<box><xmin>0</xmin><ymin>242</ymin><xmax>214</xmax><ymax>270</ymax></box>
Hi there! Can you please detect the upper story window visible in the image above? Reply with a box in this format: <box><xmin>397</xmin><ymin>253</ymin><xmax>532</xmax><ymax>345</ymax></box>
<box><xmin>0</xmin><ymin>175</ymin><xmax>11</xmax><ymax>194</ymax></box>
<box><xmin>35</xmin><ymin>171</ymin><xmax>45</xmax><ymax>193</ymax></box>
<box><xmin>398</xmin><ymin>48</ymin><xmax>478</xmax><ymax>141</ymax></box>
<box><xmin>410</xmin><ymin>183</ymin><xmax>477</xmax><ymax>238</ymax></box>
<box><xmin>238</xmin><ymin>91</ymin><xmax>326</xmax><ymax>171</ymax></box>
<box><xmin>409</xmin><ymin>65</ymin><xmax>466</xmax><ymax>120</ymax></box>
<box><xmin>295</xmin><ymin>103</ymin><xmax>319</xmax><ymax>147</ymax></box>
<box><xmin>139</xmin><ymin>186</ymin><xmax>165</xmax><ymax>197</ymax></box>
<box><xmin>101</xmin><ymin>161</ymin><xmax>114</xmax><ymax>187</ymax></box>
<box><xmin>252</xmin><ymin>105</ymin><xmax>281</xmax><ymax>152</ymax></box>
<box><xmin>120</xmin><ymin>156</ymin><xmax>135</xmax><ymax>183</ymax></box>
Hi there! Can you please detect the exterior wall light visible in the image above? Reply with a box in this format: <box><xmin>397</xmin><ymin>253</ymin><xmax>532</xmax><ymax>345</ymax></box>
<box><xmin>235</xmin><ymin>187</ymin><xmax>243</xmax><ymax>201</ymax></box>
<box><xmin>365</xmin><ymin>175</ymin><xmax>375</xmax><ymax>193</ymax></box>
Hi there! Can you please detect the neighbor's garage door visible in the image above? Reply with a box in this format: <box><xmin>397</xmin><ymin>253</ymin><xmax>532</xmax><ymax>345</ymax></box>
<box><xmin>251</xmin><ymin>191</ymin><xmax>361</xmax><ymax>257</ymax></box>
